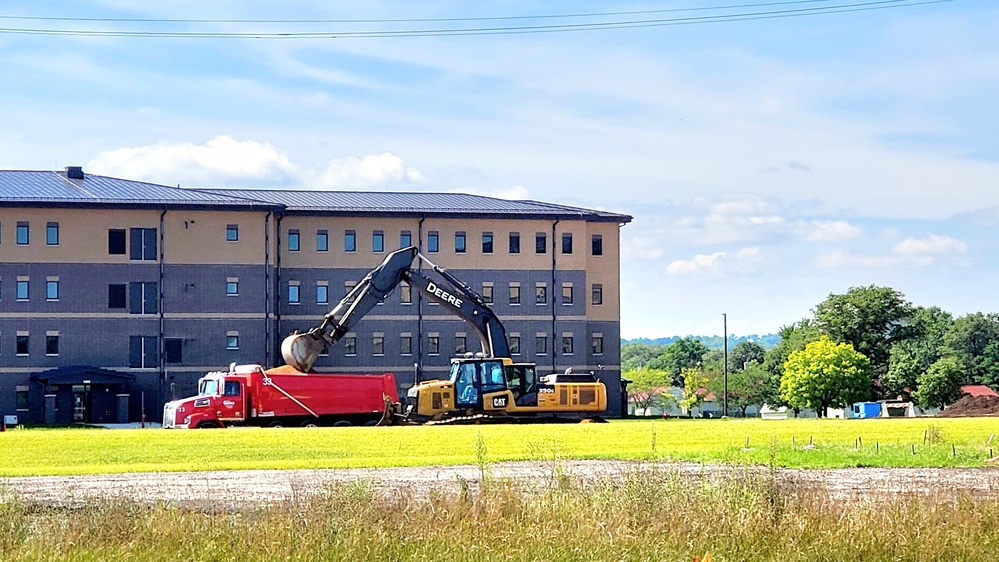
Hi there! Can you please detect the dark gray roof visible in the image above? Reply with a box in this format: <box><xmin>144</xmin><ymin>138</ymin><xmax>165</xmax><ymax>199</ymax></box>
<box><xmin>0</xmin><ymin>169</ymin><xmax>631</xmax><ymax>222</ymax></box>
<box><xmin>0</xmin><ymin>170</ymin><xmax>278</xmax><ymax>209</ymax></box>
<box><xmin>200</xmin><ymin>189</ymin><xmax>632</xmax><ymax>222</ymax></box>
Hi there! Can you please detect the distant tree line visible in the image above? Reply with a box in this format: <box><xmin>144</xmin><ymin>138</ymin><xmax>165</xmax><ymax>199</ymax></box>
<box><xmin>623</xmin><ymin>285</ymin><xmax>999</xmax><ymax>416</ymax></box>
<box><xmin>623</xmin><ymin>334</ymin><xmax>781</xmax><ymax>350</ymax></box>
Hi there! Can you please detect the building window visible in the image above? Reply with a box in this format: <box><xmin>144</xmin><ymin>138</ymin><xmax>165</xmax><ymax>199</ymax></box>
<box><xmin>129</xmin><ymin>282</ymin><xmax>158</xmax><ymax>314</ymax></box>
<box><xmin>455</xmin><ymin>335</ymin><xmax>467</xmax><ymax>355</ymax></box>
<box><xmin>400</xmin><ymin>230</ymin><xmax>412</xmax><ymax>248</ymax></box>
<box><xmin>130</xmin><ymin>228</ymin><xmax>157</xmax><ymax>261</ymax></box>
<box><xmin>344</xmin><ymin>335</ymin><xmax>357</xmax><ymax>356</ymax></box>
<box><xmin>344</xmin><ymin>281</ymin><xmax>357</xmax><ymax>303</ymax></box>
<box><xmin>373</xmin><ymin>230</ymin><xmax>385</xmax><ymax>253</ymax></box>
<box><xmin>401</xmin><ymin>334</ymin><xmax>413</xmax><ymax>355</ymax></box>
<box><xmin>128</xmin><ymin>335</ymin><xmax>158</xmax><ymax>368</ymax></box>
<box><xmin>165</xmin><ymin>338</ymin><xmax>183</xmax><ymax>364</ymax></box>
<box><xmin>536</xmin><ymin>334</ymin><xmax>548</xmax><ymax>355</ymax></box>
<box><xmin>481</xmin><ymin>232</ymin><xmax>494</xmax><ymax>254</ymax></box>
<box><xmin>509</xmin><ymin>335</ymin><xmax>521</xmax><ymax>355</ymax></box>
<box><xmin>428</xmin><ymin>231</ymin><xmax>439</xmax><ymax>253</ymax></box>
<box><xmin>16</xmin><ymin>334</ymin><xmax>29</xmax><ymax>355</ymax></box>
<box><xmin>592</xmin><ymin>334</ymin><xmax>604</xmax><ymax>355</ymax></box>
<box><xmin>108</xmin><ymin>284</ymin><xmax>126</xmax><ymax>308</ymax></box>
<box><xmin>288</xmin><ymin>229</ymin><xmax>300</xmax><ymax>252</ymax></box>
<box><xmin>226</xmin><ymin>224</ymin><xmax>239</xmax><ymax>242</ymax></box>
<box><xmin>16</xmin><ymin>222</ymin><xmax>29</xmax><ymax>245</ymax></box>
<box><xmin>317</xmin><ymin>283</ymin><xmax>329</xmax><ymax>305</ymax></box>
<box><xmin>562</xmin><ymin>335</ymin><xmax>574</xmax><ymax>355</ymax></box>
<box><xmin>427</xmin><ymin>335</ymin><xmax>440</xmax><ymax>356</ymax></box>
<box><xmin>108</xmin><ymin>229</ymin><xmax>126</xmax><ymax>255</ymax></box>
<box><xmin>535</xmin><ymin>284</ymin><xmax>547</xmax><ymax>305</ymax></box>
<box><xmin>227</xmin><ymin>279</ymin><xmax>239</xmax><ymax>296</ymax></box>
<box><xmin>535</xmin><ymin>232</ymin><xmax>546</xmax><ymax>254</ymax></box>
<box><xmin>46</xmin><ymin>222</ymin><xmax>59</xmax><ymax>246</ymax></box>
<box><xmin>482</xmin><ymin>283</ymin><xmax>493</xmax><ymax>304</ymax></box>
<box><xmin>592</xmin><ymin>234</ymin><xmax>603</xmax><ymax>256</ymax></box>
<box><xmin>15</xmin><ymin>387</ymin><xmax>28</xmax><ymax>410</ymax></box>
<box><xmin>317</xmin><ymin>230</ymin><xmax>329</xmax><ymax>252</ymax></box>
<box><xmin>46</xmin><ymin>279</ymin><xmax>59</xmax><ymax>301</ymax></box>
<box><xmin>592</xmin><ymin>284</ymin><xmax>603</xmax><ymax>306</ymax></box>
<box><xmin>16</xmin><ymin>279</ymin><xmax>29</xmax><ymax>301</ymax></box>
<box><xmin>455</xmin><ymin>231</ymin><xmax>466</xmax><ymax>253</ymax></box>
<box><xmin>344</xmin><ymin>230</ymin><xmax>356</xmax><ymax>252</ymax></box>
<box><xmin>562</xmin><ymin>284</ymin><xmax>573</xmax><ymax>305</ymax></box>
<box><xmin>509</xmin><ymin>232</ymin><xmax>520</xmax><ymax>254</ymax></box>
<box><xmin>226</xmin><ymin>333</ymin><xmax>240</xmax><ymax>350</ymax></box>
<box><xmin>509</xmin><ymin>284</ymin><xmax>520</xmax><ymax>305</ymax></box>
<box><xmin>46</xmin><ymin>334</ymin><xmax>60</xmax><ymax>356</ymax></box>
<box><xmin>562</xmin><ymin>233</ymin><xmax>573</xmax><ymax>254</ymax></box>
<box><xmin>373</xmin><ymin>334</ymin><xmax>384</xmax><ymax>356</ymax></box>
<box><xmin>400</xmin><ymin>283</ymin><xmax>412</xmax><ymax>304</ymax></box>
<box><xmin>288</xmin><ymin>282</ymin><xmax>300</xmax><ymax>305</ymax></box>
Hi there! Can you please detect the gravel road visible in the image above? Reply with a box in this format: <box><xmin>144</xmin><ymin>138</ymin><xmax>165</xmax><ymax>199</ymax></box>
<box><xmin>4</xmin><ymin>461</ymin><xmax>998</xmax><ymax>509</ymax></box>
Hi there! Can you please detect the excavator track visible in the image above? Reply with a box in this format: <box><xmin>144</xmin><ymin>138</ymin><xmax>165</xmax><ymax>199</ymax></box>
<box><xmin>423</xmin><ymin>413</ymin><xmax>518</xmax><ymax>425</ymax></box>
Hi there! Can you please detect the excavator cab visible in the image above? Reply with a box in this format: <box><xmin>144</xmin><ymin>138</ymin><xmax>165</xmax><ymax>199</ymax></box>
<box><xmin>450</xmin><ymin>358</ymin><xmax>506</xmax><ymax>408</ymax></box>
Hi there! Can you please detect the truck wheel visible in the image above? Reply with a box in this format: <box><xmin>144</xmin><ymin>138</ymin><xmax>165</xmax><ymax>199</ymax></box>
<box><xmin>332</xmin><ymin>420</ymin><xmax>352</xmax><ymax>427</ymax></box>
<box><xmin>363</xmin><ymin>419</ymin><xmax>380</xmax><ymax>426</ymax></box>
<box><xmin>300</xmin><ymin>420</ymin><xmax>319</xmax><ymax>428</ymax></box>
<box><xmin>268</xmin><ymin>421</ymin><xmax>285</xmax><ymax>428</ymax></box>
<box><xmin>197</xmin><ymin>421</ymin><xmax>221</xmax><ymax>429</ymax></box>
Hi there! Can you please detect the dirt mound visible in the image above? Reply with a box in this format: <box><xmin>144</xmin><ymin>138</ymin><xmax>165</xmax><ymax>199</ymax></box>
<box><xmin>937</xmin><ymin>394</ymin><xmax>999</xmax><ymax>417</ymax></box>
<box><xmin>265</xmin><ymin>365</ymin><xmax>311</xmax><ymax>375</ymax></box>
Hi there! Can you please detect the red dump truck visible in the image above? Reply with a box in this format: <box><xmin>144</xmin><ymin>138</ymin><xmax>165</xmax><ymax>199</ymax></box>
<box><xmin>162</xmin><ymin>364</ymin><xmax>399</xmax><ymax>428</ymax></box>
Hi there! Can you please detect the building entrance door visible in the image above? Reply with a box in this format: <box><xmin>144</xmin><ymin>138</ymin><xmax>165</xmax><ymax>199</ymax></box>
<box><xmin>71</xmin><ymin>384</ymin><xmax>90</xmax><ymax>422</ymax></box>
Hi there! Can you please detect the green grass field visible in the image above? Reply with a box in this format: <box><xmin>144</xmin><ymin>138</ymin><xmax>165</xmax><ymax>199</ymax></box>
<box><xmin>2</xmin><ymin>417</ymin><xmax>997</xmax><ymax>476</ymax></box>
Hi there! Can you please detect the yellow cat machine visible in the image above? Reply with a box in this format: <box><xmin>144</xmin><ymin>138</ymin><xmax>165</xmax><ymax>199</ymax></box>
<box><xmin>281</xmin><ymin>246</ymin><xmax>607</xmax><ymax>424</ymax></box>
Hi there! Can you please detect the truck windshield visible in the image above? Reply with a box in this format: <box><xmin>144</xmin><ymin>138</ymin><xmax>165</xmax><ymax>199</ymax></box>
<box><xmin>199</xmin><ymin>379</ymin><xmax>219</xmax><ymax>396</ymax></box>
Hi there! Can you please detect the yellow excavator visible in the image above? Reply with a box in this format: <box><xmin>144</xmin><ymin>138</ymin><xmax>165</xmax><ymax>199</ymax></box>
<box><xmin>281</xmin><ymin>246</ymin><xmax>607</xmax><ymax>423</ymax></box>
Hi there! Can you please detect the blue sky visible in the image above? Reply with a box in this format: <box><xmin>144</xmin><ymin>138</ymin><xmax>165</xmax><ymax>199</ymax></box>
<box><xmin>2</xmin><ymin>1</ymin><xmax>998</xmax><ymax>339</ymax></box>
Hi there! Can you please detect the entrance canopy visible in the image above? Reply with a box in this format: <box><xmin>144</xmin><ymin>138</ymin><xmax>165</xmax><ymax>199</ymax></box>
<box><xmin>31</xmin><ymin>365</ymin><xmax>136</xmax><ymax>386</ymax></box>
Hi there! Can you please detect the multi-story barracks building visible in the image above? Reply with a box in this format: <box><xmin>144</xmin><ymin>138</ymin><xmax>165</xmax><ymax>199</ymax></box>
<box><xmin>0</xmin><ymin>167</ymin><xmax>631</xmax><ymax>424</ymax></box>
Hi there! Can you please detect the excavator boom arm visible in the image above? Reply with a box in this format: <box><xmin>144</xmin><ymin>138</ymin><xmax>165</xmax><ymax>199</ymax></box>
<box><xmin>281</xmin><ymin>246</ymin><xmax>509</xmax><ymax>371</ymax></box>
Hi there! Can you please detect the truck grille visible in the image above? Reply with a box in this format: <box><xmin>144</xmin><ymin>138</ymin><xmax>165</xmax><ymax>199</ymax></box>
<box><xmin>162</xmin><ymin>405</ymin><xmax>176</xmax><ymax>428</ymax></box>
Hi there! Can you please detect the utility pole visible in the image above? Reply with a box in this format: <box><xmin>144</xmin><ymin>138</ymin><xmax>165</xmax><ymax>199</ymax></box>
<box><xmin>722</xmin><ymin>313</ymin><xmax>728</xmax><ymax>418</ymax></box>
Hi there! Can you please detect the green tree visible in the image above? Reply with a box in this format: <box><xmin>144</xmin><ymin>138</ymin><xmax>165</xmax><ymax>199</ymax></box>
<box><xmin>974</xmin><ymin>341</ymin><xmax>999</xmax><ymax>389</ymax></box>
<box><xmin>762</xmin><ymin>320</ymin><xmax>820</xmax><ymax>407</ymax></box>
<box><xmin>729</xmin><ymin>340</ymin><xmax>766</xmax><ymax>373</ymax></box>
<box><xmin>885</xmin><ymin>339</ymin><xmax>937</xmax><ymax>399</ymax></box>
<box><xmin>725</xmin><ymin>363</ymin><xmax>773</xmax><ymax>417</ymax></box>
<box><xmin>940</xmin><ymin>312</ymin><xmax>999</xmax><ymax>385</ymax></box>
<box><xmin>679</xmin><ymin>367</ymin><xmax>710</xmax><ymax>414</ymax></box>
<box><xmin>884</xmin><ymin>306</ymin><xmax>953</xmax><ymax>398</ymax></box>
<box><xmin>624</xmin><ymin>368</ymin><xmax>675</xmax><ymax>414</ymax></box>
<box><xmin>914</xmin><ymin>357</ymin><xmax>965</xmax><ymax>410</ymax></box>
<box><xmin>648</xmin><ymin>337</ymin><xmax>709</xmax><ymax>385</ymax></box>
<box><xmin>621</xmin><ymin>342</ymin><xmax>664</xmax><ymax>372</ymax></box>
<box><xmin>780</xmin><ymin>336</ymin><xmax>872</xmax><ymax>417</ymax></box>
<box><xmin>813</xmin><ymin>285</ymin><xmax>914</xmax><ymax>379</ymax></box>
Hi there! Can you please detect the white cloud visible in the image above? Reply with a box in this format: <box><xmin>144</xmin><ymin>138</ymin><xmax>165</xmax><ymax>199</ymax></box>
<box><xmin>458</xmin><ymin>184</ymin><xmax>530</xmax><ymax>200</ymax></box>
<box><xmin>88</xmin><ymin>138</ymin><xmax>429</xmax><ymax>191</ymax></box>
<box><xmin>892</xmin><ymin>234</ymin><xmax>967</xmax><ymax>256</ymax></box>
<box><xmin>667</xmin><ymin>246</ymin><xmax>763</xmax><ymax>275</ymax></box>
<box><xmin>818</xmin><ymin>234</ymin><xmax>968</xmax><ymax>269</ymax></box>
<box><xmin>308</xmin><ymin>153</ymin><xmax>427</xmax><ymax>190</ymax></box>
<box><xmin>88</xmin><ymin>135</ymin><xmax>296</xmax><ymax>186</ymax></box>
<box><xmin>802</xmin><ymin>220</ymin><xmax>863</xmax><ymax>242</ymax></box>
<box><xmin>667</xmin><ymin>252</ymin><xmax>725</xmax><ymax>275</ymax></box>
<box><xmin>620</xmin><ymin>233</ymin><xmax>666</xmax><ymax>262</ymax></box>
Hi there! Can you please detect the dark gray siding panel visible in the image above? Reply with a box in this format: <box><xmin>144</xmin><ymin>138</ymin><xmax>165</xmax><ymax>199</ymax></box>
<box><xmin>161</xmin><ymin>264</ymin><xmax>268</xmax><ymax>314</ymax></box>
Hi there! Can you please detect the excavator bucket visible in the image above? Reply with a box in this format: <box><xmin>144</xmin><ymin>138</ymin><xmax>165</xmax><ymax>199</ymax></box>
<box><xmin>281</xmin><ymin>332</ymin><xmax>326</xmax><ymax>372</ymax></box>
